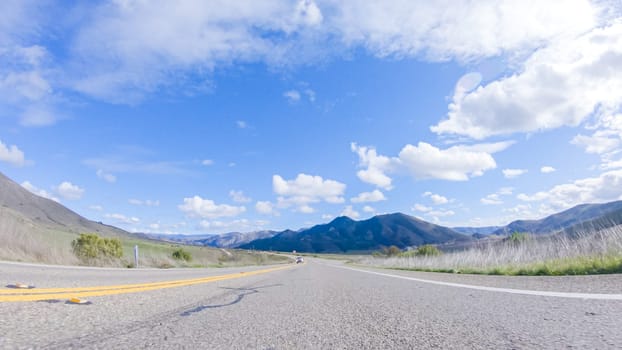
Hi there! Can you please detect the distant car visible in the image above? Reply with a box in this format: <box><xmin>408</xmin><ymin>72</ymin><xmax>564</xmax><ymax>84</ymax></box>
<box><xmin>295</xmin><ymin>256</ymin><xmax>304</xmax><ymax>264</ymax></box>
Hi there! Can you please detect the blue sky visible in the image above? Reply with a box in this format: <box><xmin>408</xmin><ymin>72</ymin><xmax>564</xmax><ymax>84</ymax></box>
<box><xmin>1</xmin><ymin>1</ymin><xmax>622</xmax><ymax>234</ymax></box>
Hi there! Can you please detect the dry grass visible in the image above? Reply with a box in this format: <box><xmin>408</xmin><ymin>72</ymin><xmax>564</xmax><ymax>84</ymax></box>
<box><xmin>0</xmin><ymin>209</ymin><xmax>290</xmax><ymax>268</ymax></box>
<box><xmin>356</xmin><ymin>225</ymin><xmax>622</xmax><ymax>275</ymax></box>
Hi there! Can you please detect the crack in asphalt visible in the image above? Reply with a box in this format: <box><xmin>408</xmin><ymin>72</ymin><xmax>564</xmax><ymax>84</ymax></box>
<box><xmin>41</xmin><ymin>279</ymin><xmax>278</xmax><ymax>349</ymax></box>
<box><xmin>180</xmin><ymin>284</ymin><xmax>282</xmax><ymax>317</ymax></box>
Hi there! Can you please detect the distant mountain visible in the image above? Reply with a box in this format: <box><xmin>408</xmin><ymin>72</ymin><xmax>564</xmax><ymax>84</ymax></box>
<box><xmin>141</xmin><ymin>231</ymin><xmax>279</xmax><ymax>248</ymax></box>
<box><xmin>0</xmin><ymin>172</ymin><xmax>130</xmax><ymax>237</ymax></box>
<box><xmin>452</xmin><ymin>226</ymin><xmax>500</xmax><ymax>236</ymax></box>
<box><xmin>493</xmin><ymin>200</ymin><xmax>622</xmax><ymax>235</ymax></box>
<box><xmin>239</xmin><ymin>213</ymin><xmax>471</xmax><ymax>253</ymax></box>
<box><xmin>193</xmin><ymin>230</ymin><xmax>279</xmax><ymax>248</ymax></box>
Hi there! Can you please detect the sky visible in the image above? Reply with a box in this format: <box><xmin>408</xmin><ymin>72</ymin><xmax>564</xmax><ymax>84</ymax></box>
<box><xmin>1</xmin><ymin>0</ymin><xmax>622</xmax><ymax>234</ymax></box>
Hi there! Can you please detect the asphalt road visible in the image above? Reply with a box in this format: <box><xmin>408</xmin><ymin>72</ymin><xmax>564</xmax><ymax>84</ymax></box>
<box><xmin>1</xmin><ymin>259</ymin><xmax>622</xmax><ymax>349</ymax></box>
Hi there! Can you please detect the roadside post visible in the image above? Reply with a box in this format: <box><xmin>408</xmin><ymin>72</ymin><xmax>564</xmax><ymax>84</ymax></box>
<box><xmin>134</xmin><ymin>245</ymin><xmax>139</xmax><ymax>268</ymax></box>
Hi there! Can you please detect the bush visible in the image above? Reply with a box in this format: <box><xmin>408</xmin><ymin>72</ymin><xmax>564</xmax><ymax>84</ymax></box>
<box><xmin>414</xmin><ymin>244</ymin><xmax>442</xmax><ymax>256</ymax></box>
<box><xmin>381</xmin><ymin>245</ymin><xmax>402</xmax><ymax>256</ymax></box>
<box><xmin>172</xmin><ymin>248</ymin><xmax>192</xmax><ymax>262</ymax></box>
<box><xmin>71</xmin><ymin>233</ymin><xmax>123</xmax><ymax>260</ymax></box>
<box><xmin>507</xmin><ymin>232</ymin><xmax>531</xmax><ymax>244</ymax></box>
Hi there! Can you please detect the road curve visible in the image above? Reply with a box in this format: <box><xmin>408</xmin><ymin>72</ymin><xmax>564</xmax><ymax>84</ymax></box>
<box><xmin>1</xmin><ymin>259</ymin><xmax>621</xmax><ymax>349</ymax></box>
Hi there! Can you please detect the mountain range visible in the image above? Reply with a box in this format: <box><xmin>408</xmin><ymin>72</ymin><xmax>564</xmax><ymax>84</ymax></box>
<box><xmin>2</xmin><ymin>171</ymin><xmax>622</xmax><ymax>255</ymax></box>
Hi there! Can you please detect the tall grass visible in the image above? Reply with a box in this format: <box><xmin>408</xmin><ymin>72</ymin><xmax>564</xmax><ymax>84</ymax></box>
<box><xmin>0</xmin><ymin>209</ymin><xmax>289</xmax><ymax>268</ymax></box>
<box><xmin>356</xmin><ymin>225</ymin><xmax>622</xmax><ymax>275</ymax></box>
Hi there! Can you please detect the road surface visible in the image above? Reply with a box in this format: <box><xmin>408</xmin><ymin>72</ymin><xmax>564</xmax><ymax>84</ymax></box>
<box><xmin>1</xmin><ymin>258</ymin><xmax>622</xmax><ymax>349</ymax></box>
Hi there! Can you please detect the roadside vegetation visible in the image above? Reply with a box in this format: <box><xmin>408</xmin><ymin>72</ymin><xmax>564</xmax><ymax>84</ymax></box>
<box><xmin>0</xmin><ymin>212</ymin><xmax>289</xmax><ymax>268</ymax></box>
<box><xmin>356</xmin><ymin>226</ymin><xmax>622</xmax><ymax>275</ymax></box>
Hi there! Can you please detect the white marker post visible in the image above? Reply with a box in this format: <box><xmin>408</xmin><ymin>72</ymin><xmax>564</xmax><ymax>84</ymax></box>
<box><xmin>134</xmin><ymin>245</ymin><xmax>139</xmax><ymax>268</ymax></box>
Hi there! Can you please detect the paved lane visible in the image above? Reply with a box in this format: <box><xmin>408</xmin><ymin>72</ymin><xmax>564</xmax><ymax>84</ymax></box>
<box><xmin>1</xmin><ymin>259</ymin><xmax>621</xmax><ymax>349</ymax></box>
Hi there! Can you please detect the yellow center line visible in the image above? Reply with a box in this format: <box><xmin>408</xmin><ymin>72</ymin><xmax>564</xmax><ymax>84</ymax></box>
<box><xmin>1</xmin><ymin>265</ymin><xmax>293</xmax><ymax>302</ymax></box>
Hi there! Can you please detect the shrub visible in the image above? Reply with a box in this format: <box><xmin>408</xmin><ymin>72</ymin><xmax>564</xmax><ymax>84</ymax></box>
<box><xmin>414</xmin><ymin>244</ymin><xmax>442</xmax><ymax>256</ymax></box>
<box><xmin>507</xmin><ymin>232</ymin><xmax>530</xmax><ymax>244</ymax></box>
<box><xmin>172</xmin><ymin>248</ymin><xmax>192</xmax><ymax>262</ymax></box>
<box><xmin>381</xmin><ymin>245</ymin><xmax>402</xmax><ymax>256</ymax></box>
<box><xmin>71</xmin><ymin>233</ymin><xmax>123</xmax><ymax>260</ymax></box>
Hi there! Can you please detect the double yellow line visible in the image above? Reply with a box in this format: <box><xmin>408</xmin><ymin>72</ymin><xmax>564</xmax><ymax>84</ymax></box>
<box><xmin>0</xmin><ymin>265</ymin><xmax>293</xmax><ymax>302</ymax></box>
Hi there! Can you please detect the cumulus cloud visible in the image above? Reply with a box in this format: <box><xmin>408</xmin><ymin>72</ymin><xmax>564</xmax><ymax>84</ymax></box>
<box><xmin>541</xmin><ymin>166</ymin><xmax>556</xmax><ymax>174</ymax></box>
<box><xmin>351</xmin><ymin>189</ymin><xmax>386</xmax><ymax>203</ymax></box>
<box><xmin>178</xmin><ymin>196</ymin><xmax>246</xmax><ymax>219</ymax></box>
<box><xmin>273</xmin><ymin>173</ymin><xmax>346</xmax><ymax>213</ymax></box>
<box><xmin>352</xmin><ymin>141</ymin><xmax>512</xmax><ymax>185</ymax></box>
<box><xmin>96</xmin><ymin>169</ymin><xmax>116</xmax><ymax>183</ymax></box>
<box><xmin>340</xmin><ymin>205</ymin><xmax>360</xmax><ymax>219</ymax></box>
<box><xmin>503</xmin><ymin>168</ymin><xmax>528</xmax><ymax>179</ymax></box>
<box><xmin>55</xmin><ymin>181</ymin><xmax>84</xmax><ymax>200</ymax></box>
<box><xmin>517</xmin><ymin>169</ymin><xmax>622</xmax><ymax>210</ymax></box>
<box><xmin>350</xmin><ymin>143</ymin><xmax>395</xmax><ymax>190</ymax></box>
<box><xmin>202</xmin><ymin>159</ymin><xmax>214</xmax><ymax>166</ymax></box>
<box><xmin>423</xmin><ymin>192</ymin><xmax>449</xmax><ymax>205</ymax></box>
<box><xmin>229</xmin><ymin>190</ymin><xmax>252</xmax><ymax>203</ymax></box>
<box><xmin>432</xmin><ymin>21</ymin><xmax>622</xmax><ymax>139</ymax></box>
<box><xmin>0</xmin><ymin>139</ymin><xmax>25</xmax><ymax>166</ymax></box>
<box><xmin>21</xmin><ymin>181</ymin><xmax>59</xmax><ymax>202</ymax></box>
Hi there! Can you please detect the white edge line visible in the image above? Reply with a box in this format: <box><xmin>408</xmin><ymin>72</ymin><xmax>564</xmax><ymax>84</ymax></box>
<box><xmin>324</xmin><ymin>263</ymin><xmax>622</xmax><ymax>300</ymax></box>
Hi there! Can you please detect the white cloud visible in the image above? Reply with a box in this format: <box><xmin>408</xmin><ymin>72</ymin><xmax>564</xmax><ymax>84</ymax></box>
<box><xmin>572</xmin><ymin>114</ymin><xmax>622</xmax><ymax>169</ymax></box>
<box><xmin>55</xmin><ymin>181</ymin><xmax>84</xmax><ymax>200</ymax></box>
<box><xmin>481</xmin><ymin>193</ymin><xmax>503</xmax><ymax>205</ymax></box>
<box><xmin>572</xmin><ymin>132</ymin><xmax>620</xmax><ymax>155</ymax></box>
<box><xmin>541</xmin><ymin>166</ymin><xmax>556</xmax><ymax>174</ymax></box>
<box><xmin>400</xmin><ymin>142</ymin><xmax>513</xmax><ymax>181</ymax></box>
<box><xmin>412</xmin><ymin>203</ymin><xmax>431</xmax><ymax>212</ymax></box>
<box><xmin>255</xmin><ymin>201</ymin><xmax>279</xmax><ymax>216</ymax></box>
<box><xmin>352</xmin><ymin>141</ymin><xmax>512</xmax><ymax>185</ymax></box>
<box><xmin>498</xmin><ymin>187</ymin><xmax>514</xmax><ymax>195</ymax></box>
<box><xmin>0</xmin><ymin>139</ymin><xmax>25</xmax><ymax>166</ymax></box>
<box><xmin>503</xmin><ymin>168</ymin><xmax>528</xmax><ymax>179</ymax></box>
<box><xmin>517</xmin><ymin>169</ymin><xmax>622</xmax><ymax>210</ymax></box>
<box><xmin>178</xmin><ymin>196</ymin><xmax>246</xmax><ymax>219</ymax></box>
<box><xmin>350</xmin><ymin>143</ymin><xmax>396</xmax><ymax>189</ymax></box>
<box><xmin>229</xmin><ymin>190</ymin><xmax>252</xmax><ymax>203</ymax></box>
<box><xmin>432</xmin><ymin>21</ymin><xmax>622</xmax><ymax>139</ymax></box>
<box><xmin>236</xmin><ymin>120</ymin><xmax>248</xmax><ymax>129</ymax></box>
<box><xmin>283</xmin><ymin>90</ymin><xmax>301</xmax><ymax>103</ymax></box>
<box><xmin>96</xmin><ymin>169</ymin><xmax>116</xmax><ymax>183</ymax></box>
<box><xmin>129</xmin><ymin>199</ymin><xmax>160</xmax><ymax>207</ymax></box>
<box><xmin>105</xmin><ymin>213</ymin><xmax>140</xmax><ymax>225</ymax></box>
<box><xmin>333</xmin><ymin>1</ymin><xmax>595</xmax><ymax>62</ymax></box>
<box><xmin>362</xmin><ymin>205</ymin><xmax>375</xmax><ymax>213</ymax></box>
<box><xmin>340</xmin><ymin>205</ymin><xmax>360</xmax><ymax>219</ymax></box>
<box><xmin>21</xmin><ymin>181</ymin><xmax>59</xmax><ymax>202</ymax></box>
<box><xmin>428</xmin><ymin>209</ymin><xmax>455</xmax><ymax>218</ymax></box>
<box><xmin>202</xmin><ymin>159</ymin><xmax>214</xmax><ymax>166</ymax></box>
<box><xmin>423</xmin><ymin>192</ymin><xmax>449</xmax><ymax>205</ymax></box>
<box><xmin>89</xmin><ymin>205</ymin><xmax>103</xmax><ymax>211</ymax></box>
<box><xmin>273</xmin><ymin>173</ymin><xmax>346</xmax><ymax>212</ymax></box>
<box><xmin>481</xmin><ymin>187</ymin><xmax>515</xmax><ymax>205</ymax></box>
<box><xmin>351</xmin><ymin>189</ymin><xmax>386</xmax><ymax>203</ymax></box>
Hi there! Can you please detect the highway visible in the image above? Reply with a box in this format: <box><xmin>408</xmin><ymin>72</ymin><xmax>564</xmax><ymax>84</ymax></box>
<box><xmin>1</xmin><ymin>259</ymin><xmax>622</xmax><ymax>349</ymax></box>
